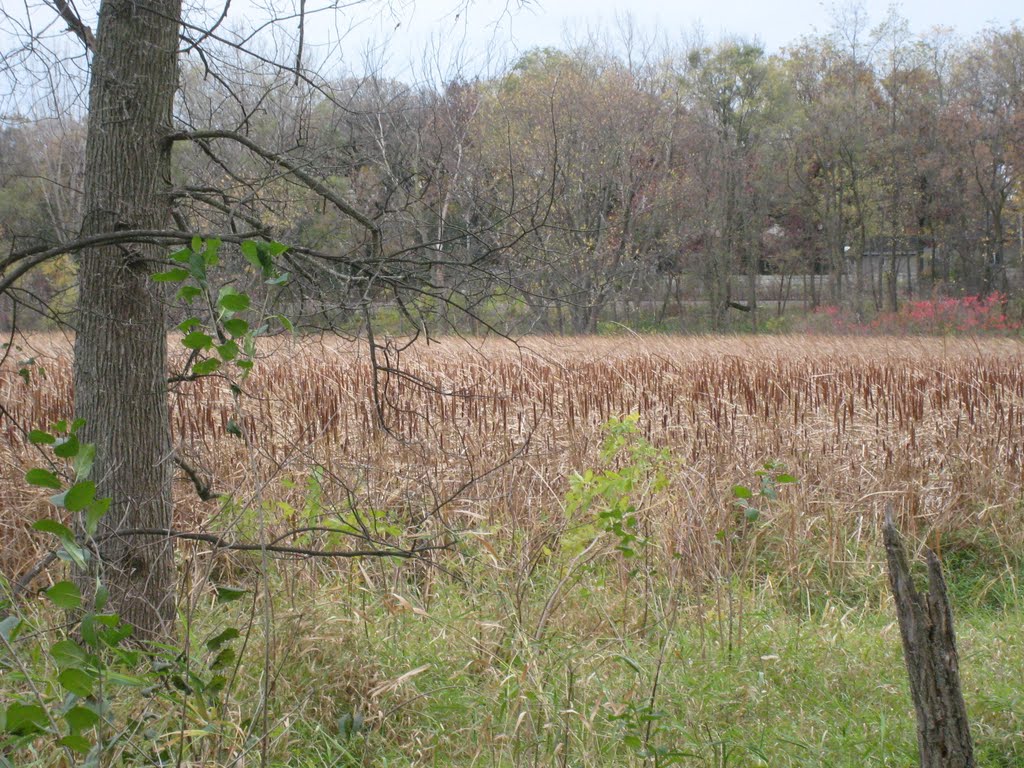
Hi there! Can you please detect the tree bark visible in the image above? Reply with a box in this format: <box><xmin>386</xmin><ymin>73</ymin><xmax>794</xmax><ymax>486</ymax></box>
<box><xmin>883</xmin><ymin>514</ymin><xmax>975</xmax><ymax>768</ymax></box>
<box><xmin>75</xmin><ymin>0</ymin><xmax>182</xmax><ymax>640</ymax></box>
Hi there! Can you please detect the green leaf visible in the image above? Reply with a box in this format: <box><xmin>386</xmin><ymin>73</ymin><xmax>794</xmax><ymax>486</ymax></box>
<box><xmin>152</xmin><ymin>268</ymin><xmax>190</xmax><ymax>283</ymax></box>
<box><xmin>81</xmin><ymin>613</ymin><xmax>126</xmax><ymax>649</ymax></box>
<box><xmin>217</xmin><ymin>341</ymin><xmax>239</xmax><ymax>361</ymax></box>
<box><xmin>223</xmin><ymin>318</ymin><xmax>249</xmax><ymax>337</ymax></box>
<box><xmin>235</xmin><ymin>360</ymin><xmax>254</xmax><ymax>372</ymax></box>
<box><xmin>191</xmin><ymin>235</ymin><xmax>203</xmax><ymax>252</ymax></box>
<box><xmin>83</xmin><ymin>498</ymin><xmax>109</xmax><ymax>537</ymax></box>
<box><xmin>28</xmin><ymin>430</ymin><xmax>54</xmax><ymax>445</ymax></box>
<box><xmin>177</xmin><ymin>285</ymin><xmax>203</xmax><ymax>304</ymax></box>
<box><xmin>275</xmin><ymin>314</ymin><xmax>294</xmax><ymax>332</ymax></box>
<box><xmin>775</xmin><ymin>473</ymin><xmax>797</xmax><ymax>484</ymax></box>
<box><xmin>178</xmin><ymin>317</ymin><xmax>201</xmax><ymax>333</ymax></box>
<box><xmin>64</xmin><ymin>706</ymin><xmax>99</xmax><ymax>733</ymax></box>
<box><xmin>192</xmin><ymin>358</ymin><xmax>221</xmax><ymax>376</ymax></box>
<box><xmin>206</xmin><ymin>627</ymin><xmax>240</xmax><ymax>652</ymax></box>
<box><xmin>35</xmin><ymin>520</ymin><xmax>89</xmax><ymax>569</ymax></box>
<box><xmin>74</xmin><ymin>444</ymin><xmax>96</xmax><ymax>481</ymax></box>
<box><xmin>215</xmin><ymin>585</ymin><xmax>247</xmax><ymax>603</ymax></box>
<box><xmin>54</xmin><ymin>543</ymin><xmax>89</xmax><ymax>570</ymax></box>
<box><xmin>26</xmin><ymin>468</ymin><xmax>61</xmax><ymax>489</ymax></box>
<box><xmin>4</xmin><ymin>703</ymin><xmax>48</xmax><ymax>735</ymax></box>
<box><xmin>63</xmin><ymin>481</ymin><xmax>96</xmax><ymax>512</ymax></box>
<box><xmin>188</xmin><ymin>251</ymin><xmax>207</xmax><ymax>282</ymax></box>
<box><xmin>217</xmin><ymin>289</ymin><xmax>250</xmax><ymax>313</ymax></box>
<box><xmin>266</xmin><ymin>272</ymin><xmax>290</xmax><ymax>286</ymax></box>
<box><xmin>169</xmin><ymin>247</ymin><xmax>192</xmax><ymax>263</ymax></box>
<box><xmin>182</xmin><ymin>331</ymin><xmax>213</xmax><ymax>351</ymax></box>
<box><xmin>206</xmin><ymin>674</ymin><xmax>227</xmax><ymax>694</ymax></box>
<box><xmin>50</xmin><ymin>639</ymin><xmax>89</xmax><ymax>668</ymax></box>
<box><xmin>93</xmin><ymin>584</ymin><xmax>109</xmax><ymax>611</ymax></box>
<box><xmin>240</xmin><ymin>240</ymin><xmax>259</xmax><ymax>264</ymax></box>
<box><xmin>241</xmin><ymin>240</ymin><xmax>273</xmax><ymax>275</ymax></box>
<box><xmin>45</xmin><ymin>581</ymin><xmax>82</xmax><ymax>610</ymax></box>
<box><xmin>0</xmin><ymin>616</ymin><xmax>22</xmax><ymax>642</ymax></box>
<box><xmin>613</xmin><ymin>654</ymin><xmax>644</xmax><ymax>676</ymax></box>
<box><xmin>69</xmin><ymin>419</ymin><xmax>85</xmax><ymax>434</ymax></box>
<box><xmin>94</xmin><ymin>613</ymin><xmax>118</xmax><ymax>628</ymax></box>
<box><xmin>58</xmin><ymin>667</ymin><xmax>95</xmax><ymax>697</ymax></box>
<box><xmin>204</xmin><ymin>237</ymin><xmax>222</xmax><ymax>265</ymax></box>
<box><xmin>104</xmin><ymin>625</ymin><xmax>133</xmax><ymax>648</ymax></box>
<box><xmin>731</xmin><ymin>484</ymin><xmax>753</xmax><ymax>499</ymax></box>
<box><xmin>105</xmin><ymin>671</ymin><xmax>148</xmax><ymax>687</ymax></box>
<box><xmin>60</xmin><ymin>733</ymin><xmax>92</xmax><ymax>755</ymax></box>
<box><xmin>53</xmin><ymin>435</ymin><xmax>80</xmax><ymax>458</ymax></box>
<box><xmin>33</xmin><ymin>519</ymin><xmax>74</xmax><ymax>540</ymax></box>
<box><xmin>623</xmin><ymin>734</ymin><xmax>643</xmax><ymax>750</ymax></box>
<box><xmin>81</xmin><ymin>591</ymin><xmax>106</xmax><ymax>621</ymax></box>
<box><xmin>225</xmin><ymin>419</ymin><xmax>243</xmax><ymax>438</ymax></box>
<box><xmin>209</xmin><ymin>647</ymin><xmax>236</xmax><ymax>671</ymax></box>
<box><xmin>266</xmin><ymin>241</ymin><xmax>288</xmax><ymax>256</ymax></box>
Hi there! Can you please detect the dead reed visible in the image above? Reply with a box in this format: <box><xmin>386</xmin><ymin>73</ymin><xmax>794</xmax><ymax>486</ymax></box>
<box><xmin>2</xmin><ymin>333</ymin><xmax>1023</xmax><ymax>593</ymax></box>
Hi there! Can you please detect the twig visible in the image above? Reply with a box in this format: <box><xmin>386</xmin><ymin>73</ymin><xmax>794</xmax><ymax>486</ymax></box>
<box><xmin>8</xmin><ymin>529</ymin><xmax>448</xmax><ymax>601</ymax></box>
<box><xmin>44</xmin><ymin>0</ymin><xmax>95</xmax><ymax>51</ymax></box>
<box><xmin>173</xmin><ymin>455</ymin><xmax>218</xmax><ymax>501</ymax></box>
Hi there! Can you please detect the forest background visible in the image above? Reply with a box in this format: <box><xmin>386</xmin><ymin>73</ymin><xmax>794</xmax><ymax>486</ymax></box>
<box><xmin>2</xmin><ymin>4</ymin><xmax>1023</xmax><ymax>337</ymax></box>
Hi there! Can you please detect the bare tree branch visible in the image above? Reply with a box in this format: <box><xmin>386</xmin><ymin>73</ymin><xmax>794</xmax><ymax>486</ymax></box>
<box><xmin>167</xmin><ymin>129</ymin><xmax>383</xmax><ymax>241</ymax></box>
<box><xmin>43</xmin><ymin>0</ymin><xmax>95</xmax><ymax>52</ymax></box>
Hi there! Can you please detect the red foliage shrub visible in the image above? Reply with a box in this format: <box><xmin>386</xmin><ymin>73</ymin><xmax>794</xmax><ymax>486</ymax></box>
<box><xmin>807</xmin><ymin>293</ymin><xmax>1021</xmax><ymax>335</ymax></box>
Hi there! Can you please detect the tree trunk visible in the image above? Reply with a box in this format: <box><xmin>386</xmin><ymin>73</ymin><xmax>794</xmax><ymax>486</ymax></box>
<box><xmin>747</xmin><ymin>246</ymin><xmax>758</xmax><ymax>332</ymax></box>
<box><xmin>887</xmin><ymin>238</ymin><xmax>900</xmax><ymax>314</ymax></box>
<box><xmin>75</xmin><ymin>0</ymin><xmax>182</xmax><ymax>640</ymax></box>
<box><xmin>883</xmin><ymin>514</ymin><xmax>975</xmax><ymax>768</ymax></box>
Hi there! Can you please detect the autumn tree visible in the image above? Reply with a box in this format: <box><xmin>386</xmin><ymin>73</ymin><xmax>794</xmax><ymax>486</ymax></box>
<box><xmin>679</xmin><ymin>40</ymin><xmax>776</xmax><ymax>328</ymax></box>
<box><xmin>951</xmin><ymin>25</ymin><xmax>1024</xmax><ymax>291</ymax></box>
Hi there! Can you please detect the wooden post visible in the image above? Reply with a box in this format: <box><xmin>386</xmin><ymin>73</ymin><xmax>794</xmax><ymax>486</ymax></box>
<box><xmin>883</xmin><ymin>512</ymin><xmax>975</xmax><ymax>768</ymax></box>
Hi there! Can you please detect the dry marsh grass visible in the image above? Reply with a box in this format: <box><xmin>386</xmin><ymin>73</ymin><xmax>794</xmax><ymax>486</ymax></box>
<box><xmin>2</xmin><ymin>333</ymin><xmax>1024</xmax><ymax>595</ymax></box>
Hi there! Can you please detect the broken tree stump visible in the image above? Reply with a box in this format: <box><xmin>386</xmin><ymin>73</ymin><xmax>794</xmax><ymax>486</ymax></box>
<box><xmin>883</xmin><ymin>512</ymin><xmax>975</xmax><ymax>768</ymax></box>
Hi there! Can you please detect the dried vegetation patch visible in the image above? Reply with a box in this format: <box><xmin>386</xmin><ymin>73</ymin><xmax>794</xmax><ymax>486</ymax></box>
<box><xmin>3</xmin><ymin>334</ymin><xmax>1023</xmax><ymax>595</ymax></box>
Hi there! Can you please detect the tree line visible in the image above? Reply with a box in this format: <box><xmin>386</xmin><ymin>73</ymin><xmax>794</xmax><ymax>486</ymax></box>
<box><xmin>2</xmin><ymin>11</ymin><xmax>1023</xmax><ymax>335</ymax></box>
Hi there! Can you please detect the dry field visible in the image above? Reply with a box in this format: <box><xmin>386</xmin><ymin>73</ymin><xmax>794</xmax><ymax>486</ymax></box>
<box><xmin>3</xmin><ymin>333</ymin><xmax>1024</xmax><ymax>592</ymax></box>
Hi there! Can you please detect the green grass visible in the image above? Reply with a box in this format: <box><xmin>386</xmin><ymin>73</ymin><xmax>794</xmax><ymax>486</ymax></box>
<box><xmin>3</xmin><ymin>547</ymin><xmax>1023</xmax><ymax>766</ymax></box>
<box><xmin>230</xmin><ymin>563</ymin><xmax>1023</xmax><ymax>767</ymax></box>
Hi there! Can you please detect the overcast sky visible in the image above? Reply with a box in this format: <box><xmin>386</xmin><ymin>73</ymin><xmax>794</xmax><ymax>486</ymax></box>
<box><xmin>2</xmin><ymin>0</ymin><xmax>1021</xmax><ymax>108</ymax></box>
<box><xmin>302</xmin><ymin>0</ymin><xmax>1022</xmax><ymax>78</ymax></box>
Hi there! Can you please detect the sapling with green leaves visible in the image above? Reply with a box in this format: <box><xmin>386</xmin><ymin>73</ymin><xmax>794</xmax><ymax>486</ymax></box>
<box><xmin>154</xmin><ymin>236</ymin><xmax>292</xmax><ymax>382</ymax></box>
<box><xmin>1</xmin><ymin>422</ymin><xmax>249</xmax><ymax>764</ymax></box>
